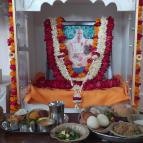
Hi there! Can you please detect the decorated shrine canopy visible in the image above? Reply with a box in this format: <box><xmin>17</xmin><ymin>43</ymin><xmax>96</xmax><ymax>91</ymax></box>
<box><xmin>8</xmin><ymin>0</ymin><xmax>143</xmax><ymax>111</ymax></box>
<box><xmin>15</xmin><ymin>0</ymin><xmax>136</xmax><ymax>11</ymax></box>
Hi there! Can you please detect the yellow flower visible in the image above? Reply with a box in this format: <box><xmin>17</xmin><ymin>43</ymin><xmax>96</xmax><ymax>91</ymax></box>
<box><xmin>60</xmin><ymin>43</ymin><xmax>66</xmax><ymax>49</ymax></box>
<box><xmin>10</xmin><ymin>46</ymin><xmax>15</xmax><ymax>52</ymax></box>
<box><xmin>9</xmin><ymin>6</ymin><xmax>13</xmax><ymax>12</ymax></box>
<box><xmin>11</xmin><ymin>83</ymin><xmax>17</xmax><ymax>89</ymax></box>
<box><xmin>10</xmin><ymin>58</ymin><xmax>15</xmax><ymax>65</ymax></box>
<box><xmin>69</xmin><ymin>70</ymin><xmax>74</xmax><ymax>76</ymax></box>
<box><xmin>135</xmin><ymin>87</ymin><xmax>139</xmax><ymax>96</ymax></box>
<box><xmin>9</xmin><ymin>18</ymin><xmax>13</xmax><ymax>25</ymax></box>
<box><xmin>96</xmin><ymin>18</ymin><xmax>100</xmax><ymax>23</ymax></box>
<box><xmin>10</xmin><ymin>71</ymin><xmax>16</xmax><ymax>77</ymax></box>
<box><xmin>10</xmin><ymin>97</ymin><xmax>17</xmax><ymax>102</ymax></box>
<box><xmin>57</xmin><ymin>29</ymin><xmax>63</xmax><ymax>34</ymax></box>
<box><xmin>135</xmin><ymin>75</ymin><xmax>141</xmax><ymax>83</ymax></box>
<box><xmin>56</xmin><ymin>17</ymin><xmax>64</xmax><ymax>24</ymax></box>
<box><xmin>67</xmin><ymin>65</ymin><xmax>72</xmax><ymax>70</ymax></box>
<box><xmin>138</xmin><ymin>25</ymin><xmax>142</xmax><ymax>33</ymax></box>
<box><xmin>78</xmin><ymin>73</ymin><xmax>86</xmax><ymax>78</ymax></box>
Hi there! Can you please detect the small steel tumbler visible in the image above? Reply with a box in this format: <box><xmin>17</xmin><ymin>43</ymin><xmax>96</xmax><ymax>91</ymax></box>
<box><xmin>48</xmin><ymin>101</ymin><xmax>64</xmax><ymax>125</ymax></box>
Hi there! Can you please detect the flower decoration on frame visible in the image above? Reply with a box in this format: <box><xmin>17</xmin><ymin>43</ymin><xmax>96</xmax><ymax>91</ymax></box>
<box><xmin>39</xmin><ymin>16</ymin><xmax>120</xmax><ymax>90</ymax></box>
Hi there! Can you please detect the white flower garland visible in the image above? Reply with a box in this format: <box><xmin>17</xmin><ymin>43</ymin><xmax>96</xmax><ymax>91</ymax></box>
<box><xmin>51</xmin><ymin>19</ymin><xmax>73</xmax><ymax>86</ymax></box>
<box><xmin>50</xmin><ymin>17</ymin><xmax>108</xmax><ymax>82</ymax></box>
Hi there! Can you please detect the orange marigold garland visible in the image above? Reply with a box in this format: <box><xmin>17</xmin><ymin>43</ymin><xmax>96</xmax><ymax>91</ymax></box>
<box><xmin>8</xmin><ymin>0</ymin><xmax>19</xmax><ymax>112</ymax></box>
<box><xmin>134</xmin><ymin>0</ymin><xmax>143</xmax><ymax>105</ymax></box>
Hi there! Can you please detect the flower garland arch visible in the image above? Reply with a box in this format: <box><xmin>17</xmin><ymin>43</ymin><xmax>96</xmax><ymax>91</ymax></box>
<box><xmin>34</xmin><ymin>16</ymin><xmax>120</xmax><ymax>89</ymax></box>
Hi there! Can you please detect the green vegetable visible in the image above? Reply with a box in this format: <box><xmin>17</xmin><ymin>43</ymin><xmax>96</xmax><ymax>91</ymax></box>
<box><xmin>56</xmin><ymin>128</ymin><xmax>80</xmax><ymax>141</ymax></box>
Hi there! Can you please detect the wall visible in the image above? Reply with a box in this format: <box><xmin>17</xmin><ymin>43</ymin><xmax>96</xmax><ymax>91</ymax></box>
<box><xmin>0</xmin><ymin>15</ymin><xmax>10</xmax><ymax>79</ymax></box>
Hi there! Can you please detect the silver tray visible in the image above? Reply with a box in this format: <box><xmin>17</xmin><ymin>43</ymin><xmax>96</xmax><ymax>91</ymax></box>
<box><xmin>92</xmin><ymin>131</ymin><xmax>143</xmax><ymax>143</ymax></box>
<box><xmin>91</xmin><ymin>121</ymin><xmax>143</xmax><ymax>143</ymax></box>
<box><xmin>0</xmin><ymin>114</ymin><xmax>69</xmax><ymax>134</ymax></box>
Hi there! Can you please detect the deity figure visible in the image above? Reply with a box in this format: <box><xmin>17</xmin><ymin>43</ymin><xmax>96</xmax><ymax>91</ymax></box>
<box><xmin>65</xmin><ymin>29</ymin><xmax>93</xmax><ymax>72</ymax></box>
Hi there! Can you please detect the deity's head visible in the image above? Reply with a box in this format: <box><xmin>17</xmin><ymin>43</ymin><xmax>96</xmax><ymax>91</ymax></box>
<box><xmin>75</xmin><ymin>28</ymin><xmax>84</xmax><ymax>42</ymax></box>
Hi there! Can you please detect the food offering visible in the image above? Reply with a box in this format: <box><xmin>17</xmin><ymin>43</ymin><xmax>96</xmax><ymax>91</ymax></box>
<box><xmin>80</xmin><ymin>106</ymin><xmax>113</xmax><ymax>133</ymax></box>
<box><xmin>50</xmin><ymin>123</ymin><xmax>89</xmax><ymax>142</ymax></box>
<box><xmin>80</xmin><ymin>105</ymin><xmax>143</xmax><ymax>143</ymax></box>
<box><xmin>111</xmin><ymin>122</ymin><xmax>143</xmax><ymax>138</ymax></box>
<box><xmin>111</xmin><ymin>104</ymin><xmax>137</xmax><ymax>120</ymax></box>
<box><xmin>55</xmin><ymin>128</ymin><xmax>80</xmax><ymax>141</ymax></box>
<box><xmin>0</xmin><ymin>109</ymin><xmax>55</xmax><ymax>133</ymax></box>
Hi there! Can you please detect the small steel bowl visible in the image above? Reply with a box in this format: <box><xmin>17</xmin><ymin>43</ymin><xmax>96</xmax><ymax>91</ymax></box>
<box><xmin>37</xmin><ymin>117</ymin><xmax>55</xmax><ymax>133</ymax></box>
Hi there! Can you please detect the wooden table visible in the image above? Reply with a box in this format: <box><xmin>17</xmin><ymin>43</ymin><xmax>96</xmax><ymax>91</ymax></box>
<box><xmin>0</xmin><ymin>114</ymin><xmax>112</xmax><ymax>143</ymax></box>
<box><xmin>0</xmin><ymin>133</ymin><xmax>107</xmax><ymax>143</ymax></box>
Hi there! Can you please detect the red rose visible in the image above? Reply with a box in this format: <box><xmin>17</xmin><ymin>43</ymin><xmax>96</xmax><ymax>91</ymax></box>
<box><xmin>44</xmin><ymin>19</ymin><xmax>50</xmax><ymax>26</ymax></box>
<box><xmin>138</xmin><ymin>33</ymin><xmax>142</xmax><ymax>40</ymax></box>
<box><xmin>73</xmin><ymin>97</ymin><xmax>81</xmax><ymax>100</ymax></box>
<box><xmin>135</xmin><ymin>96</ymin><xmax>140</xmax><ymax>100</ymax></box>
<box><xmin>139</xmin><ymin>0</ymin><xmax>143</xmax><ymax>6</ymax></box>
<box><xmin>8</xmin><ymin>12</ymin><xmax>13</xmax><ymax>17</ymax></box>
<box><xmin>138</xmin><ymin>20</ymin><xmax>143</xmax><ymax>25</ymax></box>
<box><xmin>136</xmin><ymin>68</ymin><xmax>141</xmax><ymax>74</ymax></box>
<box><xmin>57</xmin><ymin>25</ymin><xmax>64</xmax><ymax>29</ymax></box>
<box><xmin>95</xmin><ymin>21</ymin><xmax>101</xmax><ymax>27</ymax></box>
<box><xmin>87</xmin><ymin>59</ymin><xmax>93</xmax><ymax>64</ymax></box>
<box><xmin>137</xmin><ymin>50</ymin><xmax>142</xmax><ymax>54</ymax></box>
<box><xmin>58</xmin><ymin>36</ymin><xmax>66</xmax><ymax>43</ymax></box>
<box><xmin>10</xmin><ymin>65</ymin><xmax>16</xmax><ymax>70</ymax></box>
<box><xmin>95</xmin><ymin>81</ymin><xmax>101</xmax><ymax>88</ymax></box>
<box><xmin>8</xmin><ymin>0</ymin><xmax>12</xmax><ymax>3</ymax></box>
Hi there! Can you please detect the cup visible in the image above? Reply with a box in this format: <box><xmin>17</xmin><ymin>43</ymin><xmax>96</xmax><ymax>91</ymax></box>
<box><xmin>37</xmin><ymin>117</ymin><xmax>55</xmax><ymax>132</ymax></box>
<box><xmin>48</xmin><ymin>101</ymin><xmax>64</xmax><ymax>125</ymax></box>
<box><xmin>19</xmin><ymin>123</ymin><xmax>29</xmax><ymax>132</ymax></box>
